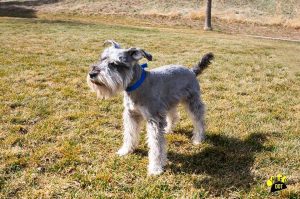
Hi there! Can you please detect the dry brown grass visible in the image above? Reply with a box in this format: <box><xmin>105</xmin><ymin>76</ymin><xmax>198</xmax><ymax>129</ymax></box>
<box><xmin>1</xmin><ymin>0</ymin><xmax>299</xmax><ymax>28</ymax></box>
<box><xmin>32</xmin><ymin>0</ymin><xmax>300</xmax><ymax>28</ymax></box>
<box><xmin>1</xmin><ymin>0</ymin><xmax>299</xmax><ymax>41</ymax></box>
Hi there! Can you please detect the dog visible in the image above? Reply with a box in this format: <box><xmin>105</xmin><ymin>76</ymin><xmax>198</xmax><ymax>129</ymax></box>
<box><xmin>87</xmin><ymin>40</ymin><xmax>214</xmax><ymax>175</ymax></box>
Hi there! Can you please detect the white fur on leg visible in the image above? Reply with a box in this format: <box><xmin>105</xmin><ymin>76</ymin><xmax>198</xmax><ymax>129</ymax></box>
<box><xmin>117</xmin><ymin>146</ymin><xmax>134</xmax><ymax>156</ymax></box>
<box><xmin>147</xmin><ymin>120</ymin><xmax>165</xmax><ymax>175</ymax></box>
<box><xmin>165</xmin><ymin>108</ymin><xmax>179</xmax><ymax>134</ymax></box>
<box><xmin>190</xmin><ymin>115</ymin><xmax>205</xmax><ymax>145</ymax></box>
<box><xmin>185</xmin><ymin>103</ymin><xmax>205</xmax><ymax>145</ymax></box>
<box><xmin>191</xmin><ymin>124</ymin><xmax>205</xmax><ymax>145</ymax></box>
<box><xmin>117</xmin><ymin>109</ymin><xmax>141</xmax><ymax>156</ymax></box>
<box><xmin>160</xmin><ymin>136</ymin><xmax>168</xmax><ymax>166</ymax></box>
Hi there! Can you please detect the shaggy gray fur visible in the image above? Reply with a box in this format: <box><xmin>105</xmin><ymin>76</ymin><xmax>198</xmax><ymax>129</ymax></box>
<box><xmin>87</xmin><ymin>40</ymin><xmax>214</xmax><ymax>175</ymax></box>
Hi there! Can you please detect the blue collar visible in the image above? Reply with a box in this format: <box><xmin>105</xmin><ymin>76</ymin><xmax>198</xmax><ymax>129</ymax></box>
<box><xmin>126</xmin><ymin>63</ymin><xmax>148</xmax><ymax>92</ymax></box>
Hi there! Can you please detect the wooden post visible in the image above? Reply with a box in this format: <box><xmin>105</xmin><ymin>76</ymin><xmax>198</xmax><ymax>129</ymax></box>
<box><xmin>204</xmin><ymin>0</ymin><xmax>212</xmax><ymax>30</ymax></box>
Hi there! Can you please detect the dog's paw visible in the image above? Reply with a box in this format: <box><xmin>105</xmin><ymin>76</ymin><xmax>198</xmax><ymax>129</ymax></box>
<box><xmin>164</xmin><ymin>127</ymin><xmax>174</xmax><ymax>134</ymax></box>
<box><xmin>192</xmin><ymin>140</ymin><xmax>202</xmax><ymax>145</ymax></box>
<box><xmin>116</xmin><ymin>147</ymin><xmax>132</xmax><ymax>156</ymax></box>
<box><xmin>148</xmin><ymin>165</ymin><xmax>164</xmax><ymax>176</ymax></box>
<box><xmin>192</xmin><ymin>135</ymin><xmax>205</xmax><ymax>145</ymax></box>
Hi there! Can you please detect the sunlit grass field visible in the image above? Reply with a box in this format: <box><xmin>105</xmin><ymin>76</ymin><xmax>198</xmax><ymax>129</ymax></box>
<box><xmin>0</xmin><ymin>16</ymin><xmax>299</xmax><ymax>198</ymax></box>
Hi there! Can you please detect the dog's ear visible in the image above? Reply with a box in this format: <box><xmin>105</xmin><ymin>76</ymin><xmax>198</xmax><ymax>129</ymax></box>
<box><xmin>127</xmin><ymin>48</ymin><xmax>153</xmax><ymax>61</ymax></box>
<box><xmin>103</xmin><ymin>40</ymin><xmax>121</xmax><ymax>49</ymax></box>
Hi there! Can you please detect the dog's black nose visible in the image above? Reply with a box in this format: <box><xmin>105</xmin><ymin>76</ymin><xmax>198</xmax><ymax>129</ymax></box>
<box><xmin>89</xmin><ymin>71</ymin><xmax>98</xmax><ymax>78</ymax></box>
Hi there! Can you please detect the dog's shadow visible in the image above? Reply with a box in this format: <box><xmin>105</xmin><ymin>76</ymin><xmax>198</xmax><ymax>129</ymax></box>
<box><xmin>168</xmin><ymin>131</ymin><xmax>271</xmax><ymax>195</ymax></box>
<box><xmin>136</xmin><ymin>131</ymin><xmax>271</xmax><ymax>196</ymax></box>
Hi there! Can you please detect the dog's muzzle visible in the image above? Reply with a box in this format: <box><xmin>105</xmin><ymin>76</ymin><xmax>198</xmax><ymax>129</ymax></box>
<box><xmin>88</xmin><ymin>72</ymin><xmax>105</xmax><ymax>86</ymax></box>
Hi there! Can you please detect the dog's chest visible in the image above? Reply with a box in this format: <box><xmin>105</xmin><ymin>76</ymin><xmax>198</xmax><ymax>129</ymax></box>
<box><xmin>127</xmin><ymin>98</ymin><xmax>137</xmax><ymax>111</ymax></box>
<box><xmin>124</xmin><ymin>94</ymin><xmax>148</xmax><ymax>116</ymax></box>
<box><xmin>124</xmin><ymin>93</ymin><xmax>141</xmax><ymax>113</ymax></box>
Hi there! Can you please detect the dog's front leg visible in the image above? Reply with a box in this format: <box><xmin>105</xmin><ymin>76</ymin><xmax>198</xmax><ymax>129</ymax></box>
<box><xmin>117</xmin><ymin>109</ymin><xmax>142</xmax><ymax>156</ymax></box>
<box><xmin>146</xmin><ymin>119</ymin><xmax>166</xmax><ymax>175</ymax></box>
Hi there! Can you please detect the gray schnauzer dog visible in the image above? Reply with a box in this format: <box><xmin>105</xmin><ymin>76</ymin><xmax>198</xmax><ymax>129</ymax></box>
<box><xmin>87</xmin><ymin>40</ymin><xmax>214</xmax><ymax>175</ymax></box>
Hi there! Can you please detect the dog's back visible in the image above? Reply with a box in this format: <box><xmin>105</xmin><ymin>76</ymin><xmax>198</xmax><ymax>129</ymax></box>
<box><xmin>149</xmin><ymin>65</ymin><xmax>200</xmax><ymax>95</ymax></box>
<box><xmin>139</xmin><ymin>53</ymin><xmax>214</xmax><ymax>105</ymax></box>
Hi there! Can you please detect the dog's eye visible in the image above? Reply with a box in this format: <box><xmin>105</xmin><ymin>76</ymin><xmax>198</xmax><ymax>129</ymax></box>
<box><xmin>108</xmin><ymin>62</ymin><xmax>129</xmax><ymax>70</ymax></box>
<box><xmin>119</xmin><ymin>56</ymin><xmax>128</xmax><ymax>62</ymax></box>
<box><xmin>108</xmin><ymin>63</ymin><xmax>117</xmax><ymax>68</ymax></box>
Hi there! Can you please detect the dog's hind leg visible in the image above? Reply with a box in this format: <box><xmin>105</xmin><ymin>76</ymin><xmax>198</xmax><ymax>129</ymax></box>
<box><xmin>184</xmin><ymin>94</ymin><xmax>206</xmax><ymax>145</ymax></box>
<box><xmin>165</xmin><ymin>107</ymin><xmax>179</xmax><ymax>134</ymax></box>
<box><xmin>117</xmin><ymin>109</ymin><xmax>143</xmax><ymax>156</ymax></box>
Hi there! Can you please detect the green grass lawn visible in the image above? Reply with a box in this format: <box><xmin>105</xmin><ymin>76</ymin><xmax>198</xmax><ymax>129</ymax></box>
<box><xmin>0</xmin><ymin>16</ymin><xmax>299</xmax><ymax>198</ymax></box>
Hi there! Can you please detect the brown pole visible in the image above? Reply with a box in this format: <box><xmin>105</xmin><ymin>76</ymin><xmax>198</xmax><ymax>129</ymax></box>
<box><xmin>204</xmin><ymin>0</ymin><xmax>212</xmax><ymax>30</ymax></box>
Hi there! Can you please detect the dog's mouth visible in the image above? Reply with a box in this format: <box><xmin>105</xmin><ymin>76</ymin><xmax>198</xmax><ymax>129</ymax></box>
<box><xmin>90</xmin><ymin>79</ymin><xmax>106</xmax><ymax>86</ymax></box>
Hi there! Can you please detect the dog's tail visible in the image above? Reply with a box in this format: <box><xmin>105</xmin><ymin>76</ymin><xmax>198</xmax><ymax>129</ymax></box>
<box><xmin>192</xmin><ymin>52</ymin><xmax>214</xmax><ymax>76</ymax></box>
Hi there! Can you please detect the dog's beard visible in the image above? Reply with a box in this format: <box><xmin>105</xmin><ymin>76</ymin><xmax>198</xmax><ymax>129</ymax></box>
<box><xmin>87</xmin><ymin>70</ymin><xmax>133</xmax><ymax>99</ymax></box>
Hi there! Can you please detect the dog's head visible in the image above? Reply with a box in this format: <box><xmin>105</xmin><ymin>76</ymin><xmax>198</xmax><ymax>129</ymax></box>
<box><xmin>87</xmin><ymin>40</ymin><xmax>152</xmax><ymax>99</ymax></box>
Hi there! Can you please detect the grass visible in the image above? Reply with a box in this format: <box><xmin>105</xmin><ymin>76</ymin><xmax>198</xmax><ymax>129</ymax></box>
<box><xmin>1</xmin><ymin>1</ymin><xmax>300</xmax><ymax>41</ymax></box>
<box><xmin>8</xmin><ymin>0</ymin><xmax>300</xmax><ymax>28</ymax></box>
<box><xmin>0</xmin><ymin>15</ymin><xmax>300</xmax><ymax>198</ymax></box>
